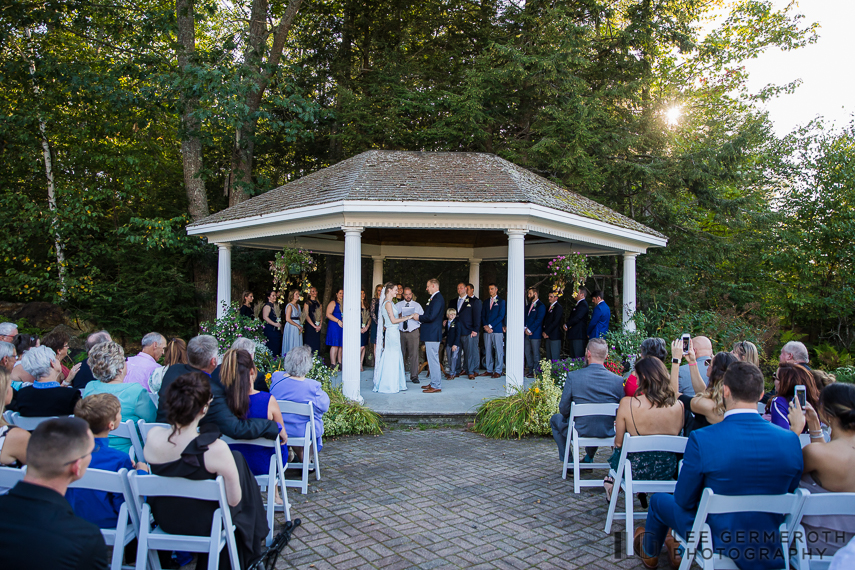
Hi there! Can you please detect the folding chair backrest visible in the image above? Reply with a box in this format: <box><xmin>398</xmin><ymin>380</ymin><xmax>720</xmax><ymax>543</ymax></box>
<box><xmin>2</xmin><ymin>410</ymin><xmax>14</xmax><ymax>424</ymax></box>
<box><xmin>622</xmin><ymin>434</ymin><xmax>688</xmax><ymax>455</ymax></box>
<box><xmin>110</xmin><ymin>419</ymin><xmax>145</xmax><ymax>463</ymax></box>
<box><xmin>277</xmin><ymin>400</ymin><xmax>313</xmax><ymax>419</ymax></box>
<box><xmin>703</xmin><ymin>488</ymin><xmax>807</xmax><ymax>516</ymax></box>
<box><xmin>137</xmin><ymin>419</ymin><xmax>170</xmax><ymax>445</ymax></box>
<box><xmin>799</xmin><ymin>492</ymin><xmax>855</xmax><ymax>518</ymax></box>
<box><xmin>569</xmin><ymin>403</ymin><xmax>619</xmax><ymax>428</ymax></box>
<box><xmin>0</xmin><ymin>465</ymin><xmax>25</xmax><ymax>490</ymax></box>
<box><xmin>220</xmin><ymin>436</ymin><xmax>277</xmax><ymax>448</ymax></box>
<box><xmin>68</xmin><ymin>467</ymin><xmax>127</xmax><ymax>495</ymax></box>
<box><xmin>6</xmin><ymin>412</ymin><xmax>59</xmax><ymax>431</ymax></box>
<box><xmin>130</xmin><ymin>470</ymin><xmax>224</xmax><ymax>502</ymax></box>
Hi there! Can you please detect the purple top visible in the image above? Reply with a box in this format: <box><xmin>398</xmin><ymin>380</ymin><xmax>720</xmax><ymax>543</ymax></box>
<box><xmin>124</xmin><ymin>352</ymin><xmax>161</xmax><ymax>391</ymax></box>
<box><xmin>269</xmin><ymin>372</ymin><xmax>330</xmax><ymax>451</ymax></box>
<box><xmin>770</xmin><ymin>396</ymin><xmax>792</xmax><ymax>430</ymax></box>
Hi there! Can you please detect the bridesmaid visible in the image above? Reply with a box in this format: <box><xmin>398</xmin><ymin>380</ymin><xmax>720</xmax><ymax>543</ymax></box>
<box><xmin>325</xmin><ymin>288</ymin><xmax>344</xmax><ymax>367</ymax></box>
<box><xmin>302</xmin><ymin>286</ymin><xmax>322</xmax><ymax>356</ymax></box>
<box><xmin>261</xmin><ymin>290</ymin><xmax>282</xmax><ymax>354</ymax></box>
<box><xmin>281</xmin><ymin>289</ymin><xmax>303</xmax><ymax>358</ymax></box>
<box><xmin>368</xmin><ymin>284</ymin><xmax>382</xmax><ymax>367</ymax></box>
<box><xmin>360</xmin><ymin>290</ymin><xmax>372</xmax><ymax>372</ymax></box>
<box><xmin>239</xmin><ymin>290</ymin><xmax>254</xmax><ymax>319</ymax></box>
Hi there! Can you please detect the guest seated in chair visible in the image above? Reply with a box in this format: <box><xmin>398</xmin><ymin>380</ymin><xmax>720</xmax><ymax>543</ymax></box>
<box><xmin>66</xmin><ymin>393</ymin><xmax>149</xmax><ymax>528</ymax></box>
<box><xmin>269</xmin><ymin>345</ymin><xmax>329</xmax><ymax>461</ymax></box>
<box><xmin>549</xmin><ymin>338</ymin><xmax>624</xmax><ymax>463</ymax></box>
<box><xmin>788</xmin><ymin>382</ymin><xmax>855</xmax><ymax>555</ymax></box>
<box><xmin>623</xmin><ymin>338</ymin><xmax>668</xmax><ymax>397</ymax></box>
<box><xmin>14</xmin><ymin>346</ymin><xmax>81</xmax><ymax>418</ymax></box>
<box><xmin>83</xmin><ymin>341</ymin><xmax>157</xmax><ymax>453</ymax></box>
<box><xmin>671</xmin><ymin>340</ymin><xmax>738</xmax><ymax>436</ymax></box>
<box><xmin>0</xmin><ymin>369</ymin><xmax>29</xmax><ymax>477</ymax></box>
<box><xmin>0</xmin><ymin>417</ymin><xmax>108</xmax><ymax>569</ymax></box>
<box><xmin>144</xmin><ymin>372</ymin><xmax>268</xmax><ymax>569</ymax></box>
<box><xmin>604</xmin><ymin>357</ymin><xmax>684</xmax><ymax>504</ymax></box>
<box><xmin>636</xmin><ymin>362</ymin><xmax>803</xmax><ymax>570</ymax></box>
<box><xmin>770</xmin><ymin>362</ymin><xmax>820</xmax><ymax>431</ymax></box>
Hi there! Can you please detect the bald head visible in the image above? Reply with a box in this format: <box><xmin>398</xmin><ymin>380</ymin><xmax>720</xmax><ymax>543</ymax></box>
<box><xmin>692</xmin><ymin>336</ymin><xmax>713</xmax><ymax>358</ymax></box>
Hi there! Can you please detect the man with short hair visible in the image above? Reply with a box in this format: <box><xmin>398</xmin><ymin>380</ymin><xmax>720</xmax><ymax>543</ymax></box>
<box><xmin>0</xmin><ymin>322</ymin><xmax>18</xmax><ymax>343</ymax></box>
<box><xmin>0</xmin><ymin>341</ymin><xmax>15</xmax><ymax>372</ymax></box>
<box><xmin>451</xmin><ymin>282</ymin><xmax>479</xmax><ymax>379</ymax></box>
<box><xmin>124</xmin><ymin>332</ymin><xmax>165</xmax><ymax>390</ymax></box>
<box><xmin>587</xmin><ymin>290</ymin><xmax>610</xmax><ymax>339</ymax></box>
<box><xmin>395</xmin><ymin>287</ymin><xmax>424</xmax><ymax>384</ymax></box>
<box><xmin>550</xmin><ymin>338</ymin><xmax>624</xmax><ymax>462</ymax></box>
<box><xmin>481</xmin><ymin>283</ymin><xmax>506</xmax><ymax>378</ymax></box>
<box><xmin>156</xmin><ymin>335</ymin><xmax>280</xmax><ymax>440</ymax></box>
<box><xmin>780</xmin><ymin>340</ymin><xmax>811</xmax><ymax>368</ymax></box>
<box><xmin>524</xmin><ymin>287</ymin><xmax>546</xmax><ymax>378</ymax></box>
<box><xmin>73</xmin><ymin>330</ymin><xmax>112</xmax><ymax>390</ymax></box>
<box><xmin>542</xmin><ymin>292</ymin><xmax>564</xmax><ymax>363</ymax></box>
<box><xmin>465</xmin><ymin>283</ymin><xmax>483</xmax><ymax>374</ymax></box>
<box><xmin>0</xmin><ymin>417</ymin><xmax>108</xmax><ymax>569</ymax></box>
<box><xmin>563</xmin><ymin>288</ymin><xmax>589</xmax><ymax>359</ymax></box>
<box><xmin>414</xmin><ymin>279</ymin><xmax>445</xmax><ymax>392</ymax></box>
<box><xmin>676</xmin><ymin>335</ymin><xmax>713</xmax><ymax>396</ymax></box>
<box><xmin>635</xmin><ymin>362</ymin><xmax>803</xmax><ymax>569</ymax></box>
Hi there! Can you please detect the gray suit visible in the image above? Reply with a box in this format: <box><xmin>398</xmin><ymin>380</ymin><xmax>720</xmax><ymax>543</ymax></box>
<box><xmin>550</xmin><ymin>363</ymin><xmax>624</xmax><ymax>461</ymax></box>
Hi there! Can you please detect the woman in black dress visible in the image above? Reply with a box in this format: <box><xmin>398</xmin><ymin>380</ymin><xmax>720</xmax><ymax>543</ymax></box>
<box><xmin>261</xmin><ymin>290</ymin><xmax>281</xmax><ymax>354</ymax></box>
<box><xmin>239</xmin><ymin>290</ymin><xmax>255</xmax><ymax>319</ymax></box>
<box><xmin>302</xmin><ymin>286</ymin><xmax>322</xmax><ymax>356</ymax></box>
<box><xmin>143</xmin><ymin>372</ymin><xmax>268</xmax><ymax>569</ymax></box>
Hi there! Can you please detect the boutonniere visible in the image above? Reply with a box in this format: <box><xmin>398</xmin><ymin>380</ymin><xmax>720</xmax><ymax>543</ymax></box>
<box><xmin>426</xmin><ymin>299</ymin><xmax>431</xmax><ymax>306</ymax></box>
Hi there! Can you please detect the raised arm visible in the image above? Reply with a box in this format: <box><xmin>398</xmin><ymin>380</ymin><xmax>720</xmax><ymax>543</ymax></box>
<box><xmin>669</xmin><ymin>339</ymin><xmax>683</xmax><ymax>395</ymax></box>
<box><xmin>385</xmin><ymin>301</ymin><xmax>412</xmax><ymax>324</ymax></box>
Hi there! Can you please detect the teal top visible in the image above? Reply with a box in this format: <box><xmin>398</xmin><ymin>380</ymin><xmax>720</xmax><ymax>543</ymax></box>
<box><xmin>82</xmin><ymin>381</ymin><xmax>157</xmax><ymax>453</ymax></box>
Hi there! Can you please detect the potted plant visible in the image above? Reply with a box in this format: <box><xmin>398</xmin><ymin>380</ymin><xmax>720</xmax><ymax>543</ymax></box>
<box><xmin>270</xmin><ymin>246</ymin><xmax>317</xmax><ymax>299</ymax></box>
<box><xmin>548</xmin><ymin>252</ymin><xmax>592</xmax><ymax>297</ymax></box>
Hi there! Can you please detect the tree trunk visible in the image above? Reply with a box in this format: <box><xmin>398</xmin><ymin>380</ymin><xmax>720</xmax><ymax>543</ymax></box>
<box><xmin>176</xmin><ymin>0</ymin><xmax>209</xmax><ymax>221</ymax></box>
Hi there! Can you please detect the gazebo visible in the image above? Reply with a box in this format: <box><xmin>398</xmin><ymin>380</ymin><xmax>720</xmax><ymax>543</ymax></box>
<box><xmin>186</xmin><ymin>151</ymin><xmax>667</xmax><ymax>403</ymax></box>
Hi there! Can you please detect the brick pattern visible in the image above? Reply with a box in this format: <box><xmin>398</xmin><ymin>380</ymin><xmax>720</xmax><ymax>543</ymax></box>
<box><xmin>274</xmin><ymin>429</ymin><xmax>665</xmax><ymax>569</ymax></box>
<box><xmin>190</xmin><ymin>151</ymin><xmax>664</xmax><ymax>239</ymax></box>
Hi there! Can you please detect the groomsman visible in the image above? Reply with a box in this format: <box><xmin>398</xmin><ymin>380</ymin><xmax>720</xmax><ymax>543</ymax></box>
<box><xmin>524</xmin><ymin>287</ymin><xmax>546</xmax><ymax>377</ymax></box>
<box><xmin>466</xmin><ymin>283</ymin><xmax>483</xmax><ymax>374</ymax></box>
<box><xmin>395</xmin><ymin>287</ymin><xmax>424</xmax><ymax>384</ymax></box>
<box><xmin>587</xmin><ymin>289</ymin><xmax>611</xmax><ymax>340</ymax></box>
<box><xmin>450</xmin><ymin>282</ymin><xmax>478</xmax><ymax>379</ymax></box>
<box><xmin>542</xmin><ymin>292</ymin><xmax>564</xmax><ymax>362</ymax></box>
<box><xmin>564</xmin><ymin>288</ymin><xmax>589</xmax><ymax>359</ymax></box>
<box><xmin>481</xmin><ymin>283</ymin><xmax>506</xmax><ymax>378</ymax></box>
<box><xmin>415</xmin><ymin>279</ymin><xmax>445</xmax><ymax>393</ymax></box>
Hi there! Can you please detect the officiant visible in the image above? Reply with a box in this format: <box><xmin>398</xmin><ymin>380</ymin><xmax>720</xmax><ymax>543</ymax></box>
<box><xmin>395</xmin><ymin>287</ymin><xmax>424</xmax><ymax>384</ymax></box>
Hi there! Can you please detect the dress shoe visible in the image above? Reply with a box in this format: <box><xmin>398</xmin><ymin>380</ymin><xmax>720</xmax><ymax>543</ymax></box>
<box><xmin>664</xmin><ymin>535</ymin><xmax>682</xmax><ymax>569</ymax></box>
<box><xmin>478</xmin><ymin>371</ymin><xmax>492</xmax><ymax>377</ymax></box>
<box><xmin>468</xmin><ymin>374</ymin><xmax>476</xmax><ymax>380</ymax></box>
<box><xmin>411</xmin><ymin>379</ymin><xmax>420</xmax><ymax>384</ymax></box>
<box><xmin>634</xmin><ymin>527</ymin><xmax>658</xmax><ymax>569</ymax></box>
<box><xmin>525</xmin><ymin>373</ymin><xmax>535</xmax><ymax>379</ymax></box>
<box><xmin>423</xmin><ymin>387</ymin><xmax>442</xmax><ymax>393</ymax></box>
<box><xmin>491</xmin><ymin>373</ymin><xmax>501</xmax><ymax>378</ymax></box>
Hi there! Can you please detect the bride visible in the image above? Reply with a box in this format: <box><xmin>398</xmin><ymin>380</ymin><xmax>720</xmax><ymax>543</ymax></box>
<box><xmin>373</xmin><ymin>282</ymin><xmax>415</xmax><ymax>394</ymax></box>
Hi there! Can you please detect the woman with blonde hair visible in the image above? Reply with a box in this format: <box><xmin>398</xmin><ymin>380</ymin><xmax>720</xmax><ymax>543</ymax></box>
<box><xmin>732</xmin><ymin>340</ymin><xmax>760</xmax><ymax>367</ymax></box>
<box><xmin>281</xmin><ymin>289</ymin><xmax>303</xmax><ymax>358</ymax></box>
<box><xmin>149</xmin><ymin>338</ymin><xmax>187</xmax><ymax>394</ymax></box>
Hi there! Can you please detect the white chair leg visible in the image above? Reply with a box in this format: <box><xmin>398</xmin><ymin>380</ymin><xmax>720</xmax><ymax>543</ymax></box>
<box><xmin>301</xmin><ymin>446</ymin><xmax>309</xmax><ymax>494</ymax></box>
<box><xmin>625</xmin><ymin>480</ymin><xmax>634</xmax><ymax>556</ymax></box>
<box><xmin>603</xmin><ymin>470</ymin><xmax>620</xmax><ymax>534</ymax></box>
<box><xmin>572</xmin><ymin>436</ymin><xmax>581</xmax><ymax>494</ymax></box>
<box><xmin>135</xmin><ymin>507</ymin><xmax>151</xmax><ymax>570</ymax></box>
<box><xmin>208</xmin><ymin>510</ymin><xmax>223</xmax><ymax>570</ymax></box>
<box><xmin>312</xmin><ymin>439</ymin><xmax>321</xmax><ymax>481</ymax></box>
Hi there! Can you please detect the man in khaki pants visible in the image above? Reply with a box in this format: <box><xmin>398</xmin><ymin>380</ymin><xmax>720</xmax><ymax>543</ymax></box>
<box><xmin>395</xmin><ymin>287</ymin><xmax>424</xmax><ymax>384</ymax></box>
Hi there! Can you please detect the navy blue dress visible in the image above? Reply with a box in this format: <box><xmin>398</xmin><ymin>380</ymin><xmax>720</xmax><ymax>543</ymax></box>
<box><xmin>262</xmin><ymin>302</ymin><xmax>282</xmax><ymax>355</ymax></box>
<box><xmin>229</xmin><ymin>392</ymin><xmax>287</xmax><ymax>476</ymax></box>
<box><xmin>303</xmin><ymin>300</ymin><xmax>321</xmax><ymax>355</ymax></box>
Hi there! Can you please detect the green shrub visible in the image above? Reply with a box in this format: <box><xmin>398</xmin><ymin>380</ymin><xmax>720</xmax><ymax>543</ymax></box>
<box><xmin>312</xmin><ymin>356</ymin><xmax>384</xmax><ymax>437</ymax></box>
<box><xmin>200</xmin><ymin>302</ymin><xmax>277</xmax><ymax>376</ymax></box>
<box><xmin>815</xmin><ymin>344</ymin><xmax>853</xmax><ymax>370</ymax></box>
<box><xmin>473</xmin><ymin>359</ymin><xmax>561</xmax><ymax>438</ymax></box>
<box><xmin>833</xmin><ymin>367</ymin><xmax>855</xmax><ymax>384</ymax></box>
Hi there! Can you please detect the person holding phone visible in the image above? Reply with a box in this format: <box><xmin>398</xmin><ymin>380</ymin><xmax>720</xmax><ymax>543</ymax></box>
<box><xmin>769</xmin><ymin>363</ymin><xmax>820</xmax><ymax>431</ymax></box>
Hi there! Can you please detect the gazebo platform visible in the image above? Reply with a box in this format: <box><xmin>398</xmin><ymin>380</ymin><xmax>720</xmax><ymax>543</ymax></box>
<box><xmin>333</xmin><ymin>369</ymin><xmax>527</xmax><ymax>425</ymax></box>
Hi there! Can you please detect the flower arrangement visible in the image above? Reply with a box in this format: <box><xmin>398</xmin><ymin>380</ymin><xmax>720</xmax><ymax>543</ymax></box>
<box><xmin>269</xmin><ymin>246</ymin><xmax>317</xmax><ymax>300</ymax></box>
<box><xmin>200</xmin><ymin>302</ymin><xmax>277</xmax><ymax>376</ymax></box>
<box><xmin>548</xmin><ymin>253</ymin><xmax>592</xmax><ymax>297</ymax></box>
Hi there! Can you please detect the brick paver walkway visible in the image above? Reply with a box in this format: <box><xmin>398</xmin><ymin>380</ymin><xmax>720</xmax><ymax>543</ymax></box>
<box><xmin>276</xmin><ymin>428</ymin><xmax>660</xmax><ymax>569</ymax></box>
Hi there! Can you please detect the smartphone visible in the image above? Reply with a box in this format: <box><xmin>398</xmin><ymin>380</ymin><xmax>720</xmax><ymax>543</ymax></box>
<box><xmin>795</xmin><ymin>385</ymin><xmax>806</xmax><ymax>408</ymax></box>
<box><xmin>681</xmin><ymin>333</ymin><xmax>691</xmax><ymax>355</ymax></box>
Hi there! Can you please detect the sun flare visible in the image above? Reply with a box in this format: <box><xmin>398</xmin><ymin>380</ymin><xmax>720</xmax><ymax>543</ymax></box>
<box><xmin>665</xmin><ymin>105</ymin><xmax>683</xmax><ymax>126</ymax></box>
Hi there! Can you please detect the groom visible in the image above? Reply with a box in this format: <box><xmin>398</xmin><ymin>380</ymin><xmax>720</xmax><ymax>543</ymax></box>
<box><xmin>415</xmin><ymin>278</ymin><xmax>445</xmax><ymax>393</ymax></box>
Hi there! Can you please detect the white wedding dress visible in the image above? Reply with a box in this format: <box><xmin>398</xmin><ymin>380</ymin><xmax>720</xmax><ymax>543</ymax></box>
<box><xmin>373</xmin><ymin>300</ymin><xmax>407</xmax><ymax>393</ymax></box>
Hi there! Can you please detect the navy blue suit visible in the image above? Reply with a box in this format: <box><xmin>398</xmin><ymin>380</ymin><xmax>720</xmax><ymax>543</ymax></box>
<box><xmin>482</xmin><ymin>296</ymin><xmax>507</xmax><ymax>374</ymax></box>
<box><xmin>643</xmin><ymin>412</ymin><xmax>803</xmax><ymax>569</ymax></box>
<box><xmin>524</xmin><ymin>299</ymin><xmax>546</xmax><ymax>373</ymax></box>
<box><xmin>420</xmin><ymin>292</ymin><xmax>445</xmax><ymax>342</ymax></box>
<box><xmin>587</xmin><ymin>300</ymin><xmax>610</xmax><ymax>339</ymax></box>
<box><xmin>482</xmin><ymin>296</ymin><xmax>506</xmax><ymax>331</ymax></box>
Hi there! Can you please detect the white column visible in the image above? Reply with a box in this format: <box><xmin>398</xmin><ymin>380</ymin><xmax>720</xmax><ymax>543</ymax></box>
<box><xmin>216</xmin><ymin>243</ymin><xmax>232</xmax><ymax>319</ymax></box>
<box><xmin>342</xmin><ymin>226</ymin><xmax>364</xmax><ymax>403</ymax></box>
<box><xmin>372</xmin><ymin>256</ymin><xmax>384</xmax><ymax>290</ymax></box>
<box><xmin>505</xmin><ymin>230</ymin><xmax>527</xmax><ymax>394</ymax></box>
<box><xmin>622</xmin><ymin>253</ymin><xmax>638</xmax><ymax>331</ymax></box>
<box><xmin>468</xmin><ymin>258</ymin><xmax>481</xmax><ymax>296</ymax></box>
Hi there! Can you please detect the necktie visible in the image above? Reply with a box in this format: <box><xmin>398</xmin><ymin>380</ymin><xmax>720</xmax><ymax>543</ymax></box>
<box><xmin>490</xmin><ymin>297</ymin><xmax>495</xmax><ymax>309</ymax></box>
<box><xmin>403</xmin><ymin>303</ymin><xmax>409</xmax><ymax>330</ymax></box>
<box><xmin>528</xmin><ymin>301</ymin><xmax>536</xmax><ymax>315</ymax></box>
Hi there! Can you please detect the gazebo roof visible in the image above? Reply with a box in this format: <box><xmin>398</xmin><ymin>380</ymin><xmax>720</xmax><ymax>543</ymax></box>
<box><xmin>190</xmin><ymin>150</ymin><xmax>664</xmax><ymax>239</ymax></box>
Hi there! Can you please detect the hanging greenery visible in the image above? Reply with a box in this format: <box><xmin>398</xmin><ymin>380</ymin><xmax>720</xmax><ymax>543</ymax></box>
<box><xmin>548</xmin><ymin>253</ymin><xmax>592</xmax><ymax>298</ymax></box>
<box><xmin>269</xmin><ymin>246</ymin><xmax>317</xmax><ymax>300</ymax></box>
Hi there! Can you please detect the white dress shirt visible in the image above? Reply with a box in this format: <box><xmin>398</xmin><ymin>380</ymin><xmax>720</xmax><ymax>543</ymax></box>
<box><xmin>394</xmin><ymin>300</ymin><xmax>424</xmax><ymax>331</ymax></box>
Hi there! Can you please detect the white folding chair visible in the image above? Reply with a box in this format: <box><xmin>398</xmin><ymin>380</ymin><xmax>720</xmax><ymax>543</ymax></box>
<box><xmin>791</xmin><ymin>492</ymin><xmax>855</xmax><ymax>570</ymax></box>
<box><xmin>129</xmin><ymin>471</ymin><xmax>240</xmax><ymax>570</ymax></box>
<box><xmin>5</xmin><ymin>411</ymin><xmax>59</xmax><ymax>431</ymax></box>
<box><xmin>277</xmin><ymin>400</ymin><xmax>321</xmax><ymax>494</ymax></box>
<box><xmin>110</xmin><ymin>419</ymin><xmax>145</xmax><ymax>464</ymax></box>
<box><xmin>221</xmin><ymin>436</ymin><xmax>292</xmax><ymax>546</ymax></box>
<box><xmin>561</xmin><ymin>402</ymin><xmax>619</xmax><ymax>493</ymax></box>
<box><xmin>2</xmin><ymin>410</ymin><xmax>14</xmax><ymax>424</ymax></box>
<box><xmin>673</xmin><ymin>488</ymin><xmax>808</xmax><ymax>570</ymax></box>
<box><xmin>0</xmin><ymin>465</ymin><xmax>26</xmax><ymax>492</ymax></box>
<box><xmin>68</xmin><ymin>468</ymin><xmax>141</xmax><ymax>570</ymax></box>
<box><xmin>137</xmin><ymin>420</ymin><xmax>169</xmax><ymax>445</ymax></box>
<box><xmin>603</xmin><ymin>433</ymin><xmax>688</xmax><ymax>555</ymax></box>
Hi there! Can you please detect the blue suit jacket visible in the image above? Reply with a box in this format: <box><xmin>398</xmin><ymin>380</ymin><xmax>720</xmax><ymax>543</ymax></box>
<box><xmin>419</xmin><ymin>292</ymin><xmax>445</xmax><ymax>342</ymax></box>
<box><xmin>482</xmin><ymin>297</ymin><xmax>506</xmax><ymax>331</ymax></box>
<box><xmin>674</xmin><ymin>413</ymin><xmax>803</xmax><ymax>568</ymax></box>
<box><xmin>587</xmin><ymin>301</ymin><xmax>610</xmax><ymax>339</ymax></box>
<box><xmin>524</xmin><ymin>300</ymin><xmax>546</xmax><ymax>338</ymax></box>
<box><xmin>450</xmin><ymin>296</ymin><xmax>478</xmax><ymax>335</ymax></box>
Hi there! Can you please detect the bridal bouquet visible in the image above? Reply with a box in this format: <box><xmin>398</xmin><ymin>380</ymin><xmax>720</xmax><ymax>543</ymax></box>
<box><xmin>548</xmin><ymin>253</ymin><xmax>592</xmax><ymax>298</ymax></box>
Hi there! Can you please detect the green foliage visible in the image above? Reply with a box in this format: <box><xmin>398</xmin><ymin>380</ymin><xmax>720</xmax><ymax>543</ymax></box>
<box><xmin>312</xmin><ymin>356</ymin><xmax>383</xmax><ymax>437</ymax></box>
<box><xmin>473</xmin><ymin>360</ymin><xmax>561</xmax><ymax>439</ymax></box>
<box><xmin>547</xmin><ymin>254</ymin><xmax>592</xmax><ymax>298</ymax></box>
<box><xmin>833</xmin><ymin>367</ymin><xmax>855</xmax><ymax>384</ymax></box>
<box><xmin>814</xmin><ymin>344</ymin><xmax>853</xmax><ymax>371</ymax></box>
<box><xmin>270</xmin><ymin>246</ymin><xmax>318</xmax><ymax>298</ymax></box>
<box><xmin>199</xmin><ymin>303</ymin><xmax>277</xmax><ymax>375</ymax></box>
